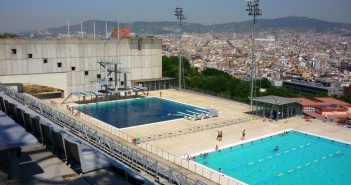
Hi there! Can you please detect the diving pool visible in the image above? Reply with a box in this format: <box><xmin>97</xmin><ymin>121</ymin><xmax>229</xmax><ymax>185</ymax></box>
<box><xmin>75</xmin><ymin>97</ymin><xmax>205</xmax><ymax>129</ymax></box>
<box><xmin>195</xmin><ymin>131</ymin><xmax>351</xmax><ymax>185</ymax></box>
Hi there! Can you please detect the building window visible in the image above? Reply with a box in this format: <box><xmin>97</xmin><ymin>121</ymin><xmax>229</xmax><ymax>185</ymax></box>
<box><xmin>121</xmin><ymin>81</ymin><xmax>124</xmax><ymax>86</ymax></box>
<box><xmin>57</xmin><ymin>63</ymin><xmax>62</xmax><ymax>67</ymax></box>
<box><xmin>71</xmin><ymin>67</ymin><xmax>76</xmax><ymax>71</ymax></box>
<box><xmin>11</xmin><ymin>49</ymin><xmax>16</xmax><ymax>54</ymax></box>
<box><xmin>43</xmin><ymin>58</ymin><xmax>48</xmax><ymax>63</ymax></box>
<box><xmin>28</xmin><ymin>54</ymin><xmax>33</xmax><ymax>58</ymax></box>
<box><xmin>84</xmin><ymin>71</ymin><xmax>89</xmax><ymax>75</ymax></box>
<box><xmin>109</xmin><ymin>77</ymin><xmax>113</xmax><ymax>81</ymax></box>
<box><xmin>97</xmin><ymin>74</ymin><xmax>101</xmax><ymax>79</ymax></box>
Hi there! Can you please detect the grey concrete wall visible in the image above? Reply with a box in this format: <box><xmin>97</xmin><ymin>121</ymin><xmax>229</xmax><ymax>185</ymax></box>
<box><xmin>0</xmin><ymin>38</ymin><xmax>162</xmax><ymax>97</ymax></box>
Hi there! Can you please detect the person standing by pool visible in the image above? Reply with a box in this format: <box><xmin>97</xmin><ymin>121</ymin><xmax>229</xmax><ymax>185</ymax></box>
<box><xmin>215</xmin><ymin>145</ymin><xmax>219</xmax><ymax>151</ymax></box>
<box><xmin>160</xmin><ymin>91</ymin><xmax>162</xmax><ymax>97</ymax></box>
<box><xmin>241</xmin><ymin>130</ymin><xmax>246</xmax><ymax>140</ymax></box>
<box><xmin>216</xmin><ymin>130</ymin><xmax>223</xmax><ymax>141</ymax></box>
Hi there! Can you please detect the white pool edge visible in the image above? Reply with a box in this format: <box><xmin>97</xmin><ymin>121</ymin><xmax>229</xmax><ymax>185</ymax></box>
<box><xmin>186</xmin><ymin>128</ymin><xmax>351</xmax><ymax>185</ymax></box>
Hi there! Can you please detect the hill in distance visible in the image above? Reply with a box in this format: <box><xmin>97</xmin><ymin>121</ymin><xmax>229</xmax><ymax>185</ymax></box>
<box><xmin>20</xmin><ymin>16</ymin><xmax>351</xmax><ymax>38</ymax></box>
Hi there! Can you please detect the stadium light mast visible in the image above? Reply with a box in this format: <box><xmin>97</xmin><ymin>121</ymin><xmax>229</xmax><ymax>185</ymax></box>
<box><xmin>175</xmin><ymin>7</ymin><xmax>186</xmax><ymax>90</ymax></box>
<box><xmin>246</xmin><ymin>0</ymin><xmax>262</xmax><ymax>113</ymax></box>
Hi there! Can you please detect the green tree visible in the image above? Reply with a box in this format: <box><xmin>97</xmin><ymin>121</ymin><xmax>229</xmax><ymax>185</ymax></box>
<box><xmin>0</xmin><ymin>33</ymin><xmax>17</xmax><ymax>39</ymax></box>
<box><xmin>258</xmin><ymin>78</ymin><xmax>272</xmax><ymax>89</ymax></box>
<box><xmin>162</xmin><ymin>55</ymin><xmax>331</xmax><ymax>103</ymax></box>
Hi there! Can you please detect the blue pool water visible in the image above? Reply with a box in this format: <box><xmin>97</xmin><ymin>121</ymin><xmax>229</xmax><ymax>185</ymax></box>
<box><xmin>195</xmin><ymin>131</ymin><xmax>351</xmax><ymax>185</ymax></box>
<box><xmin>75</xmin><ymin>97</ymin><xmax>204</xmax><ymax>128</ymax></box>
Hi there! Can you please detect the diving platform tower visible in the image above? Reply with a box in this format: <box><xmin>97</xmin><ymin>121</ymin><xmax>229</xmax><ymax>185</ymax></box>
<box><xmin>96</xmin><ymin>60</ymin><xmax>131</xmax><ymax>96</ymax></box>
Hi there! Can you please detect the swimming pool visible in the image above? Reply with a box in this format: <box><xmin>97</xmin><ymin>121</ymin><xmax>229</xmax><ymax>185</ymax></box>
<box><xmin>195</xmin><ymin>131</ymin><xmax>351</xmax><ymax>185</ymax></box>
<box><xmin>75</xmin><ymin>97</ymin><xmax>205</xmax><ymax>129</ymax></box>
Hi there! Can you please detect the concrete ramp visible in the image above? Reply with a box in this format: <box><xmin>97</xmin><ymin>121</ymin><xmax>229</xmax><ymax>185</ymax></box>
<box><xmin>23</xmin><ymin>112</ymin><xmax>33</xmax><ymax>133</ymax></box>
<box><xmin>64</xmin><ymin>137</ymin><xmax>112</xmax><ymax>173</ymax></box>
<box><xmin>15</xmin><ymin>107</ymin><xmax>25</xmax><ymax>126</ymax></box>
<box><xmin>3</xmin><ymin>99</ymin><xmax>10</xmax><ymax>115</ymax></box>
<box><xmin>31</xmin><ymin>116</ymin><xmax>42</xmax><ymax>142</ymax></box>
<box><xmin>40</xmin><ymin>122</ymin><xmax>54</xmax><ymax>147</ymax></box>
<box><xmin>0</xmin><ymin>110</ymin><xmax>38</xmax><ymax>150</ymax></box>
<box><xmin>51</xmin><ymin>127</ymin><xmax>69</xmax><ymax>158</ymax></box>
<box><xmin>0</xmin><ymin>96</ymin><xmax>5</xmax><ymax>112</ymax></box>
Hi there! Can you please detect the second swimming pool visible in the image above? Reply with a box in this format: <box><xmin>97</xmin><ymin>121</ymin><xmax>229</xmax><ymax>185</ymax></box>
<box><xmin>195</xmin><ymin>131</ymin><xmax>351</xmax><ymax>185</ymax></box>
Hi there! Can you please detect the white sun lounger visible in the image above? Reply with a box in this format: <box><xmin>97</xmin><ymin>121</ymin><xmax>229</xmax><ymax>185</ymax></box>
<box><xmin>207</xmin><ymin>108</ymin><xmax>219</xmax><ymax>117</ymax></box>
<box><xmin>195</xmin><ymin>109</ymin><xmax>213</xmax><ymax>118</ymax></box>
<box><xmin>185</xmin><ymin>110</ymin><xmax>205</xmax><ymax>120</ymax></box>
<box><xmin>177</xmin><ymin>111</ymin><xmax>195</xmax><ymax>121</ymax></box>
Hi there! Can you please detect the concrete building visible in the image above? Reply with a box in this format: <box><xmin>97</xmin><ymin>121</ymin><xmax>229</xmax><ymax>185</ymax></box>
<box><xmin>0</xmin><ymin>38</ymin><xmax>163</xmax><ymax>97</ymax></box>
<box><xmin>251</xmin><ymin>95</ymin><xmax>302</xmax><ymax>120</ymax></box>
<box><xmin>111</xmin><ymin>28</ymin><xmax>130</xmax><ymax>39</ymax></box>
<box><xmin>291</xmin><ymin>97</ymin><xmax>351</xmax><ymax>122</ymax></box>
<box><xmin>282</xmin><ymin>79</ymin><xmax>344</xmax><ymax>96</ymax></box>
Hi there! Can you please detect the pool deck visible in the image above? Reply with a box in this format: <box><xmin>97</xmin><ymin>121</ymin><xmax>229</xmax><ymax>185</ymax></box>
<box><xmin>124</xmin><ymin>90</ymin><xmax>350</xmax><ymax>156</ymax></box>
<box><xmin>140</xmin><ymin>90</ymin><xmax>351</xmax><ymax>156</ymax></box>
<box><xmin>60</xmin><ymin>88</ymin><xmax>351</xmax><ymax>157</ymax></box>
<box><xmin>55</xmin><ymin>89</ymin><xmax>351</xmax><ymax>184</ymax></box>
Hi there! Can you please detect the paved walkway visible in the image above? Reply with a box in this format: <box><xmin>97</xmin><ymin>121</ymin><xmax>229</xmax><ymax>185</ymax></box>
<box><xmin>149</xmin><ymin>117</ymin><xmax>351</xmax><ymax>156</ymax></box>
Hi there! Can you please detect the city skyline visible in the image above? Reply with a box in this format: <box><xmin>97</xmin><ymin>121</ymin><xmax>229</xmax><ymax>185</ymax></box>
<box><xmin>0</xmin><ymin>0</ymin><xmax>351</xmax><ymax>33</ymax></box>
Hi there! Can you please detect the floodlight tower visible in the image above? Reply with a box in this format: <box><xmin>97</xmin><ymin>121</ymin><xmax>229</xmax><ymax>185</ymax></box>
<box><xmin>175</xmin><ymin>7</ymin><xmax>186</xmax><ymax>90</ymax></box>
<box><xmin>246</xmin><ymin>0</ymin><xmax>262</xmax><ymax>113</ymax></box>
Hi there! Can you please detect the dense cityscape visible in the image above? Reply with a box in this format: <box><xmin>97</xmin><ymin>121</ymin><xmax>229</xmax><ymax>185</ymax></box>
<box><xmin>162</xmin><ymin>31</ymin><xmax>351</xmax><ymax>96</ymax></box>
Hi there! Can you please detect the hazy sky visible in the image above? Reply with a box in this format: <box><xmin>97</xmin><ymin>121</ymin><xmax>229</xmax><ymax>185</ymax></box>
<box><xmin>0</xmin><ymin>0</ymin><xmax>350</xmax><ymax>32</ymax></box>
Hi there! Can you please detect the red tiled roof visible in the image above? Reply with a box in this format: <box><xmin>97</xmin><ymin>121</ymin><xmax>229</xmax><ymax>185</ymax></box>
<box><xmin>290</xmin><ymin>97</ymin><xmax>319</xmax><ymax>107</ymax></box>
<box><xmin>111</xmin><ymin>28</ymin><xmax>130</xmax><ymax>39</ymax></box>
<box><xmin>291</xmin><ymin>97</ymin><xmax>351</xmax><ymax>108</ymax></box>
<box><xmin>314</xmin><ymin>97</ymin><xmax>350</xmax><ymax>106</ymax></box>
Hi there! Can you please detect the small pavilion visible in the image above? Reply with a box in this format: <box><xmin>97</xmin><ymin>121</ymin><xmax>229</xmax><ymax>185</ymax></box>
<box><xmin>251</xmin><ymin>95</ymin><xmax>302</xmax><ymax>119</ymax></box>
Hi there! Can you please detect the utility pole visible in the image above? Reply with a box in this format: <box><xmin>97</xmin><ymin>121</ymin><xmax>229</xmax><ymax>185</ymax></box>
<box><xmin>117</xmin><ymin>19</ymin><xmax>120</xmax><ymax>39</ymax></box>
<box><xmin>67</xmin><ymin>20</ymin><xmax>70</xmax><ymax>37</ymax></box>
<box><xmin>81</xmin><ymin>21</ymin><xmax>83</xmax><ymax>38</ymax></box>
<box><xmin>105</xmin><ymin>22</ymin><xmax>108</xmax><ymax>39</ymax></box>
<box><xmin>93</xmin><ymin>20</ymin><xmax>96</xmax><ymax>38</ymax></box>
<box><xmin>174</xmin><ymin>7</ymin><xmax>186</xmax><ymax>91</ymax></box>
<box><xmin>246</xmin><ymin>0</ymin><xmax>262</xmax><ymax>113</ymax></box>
